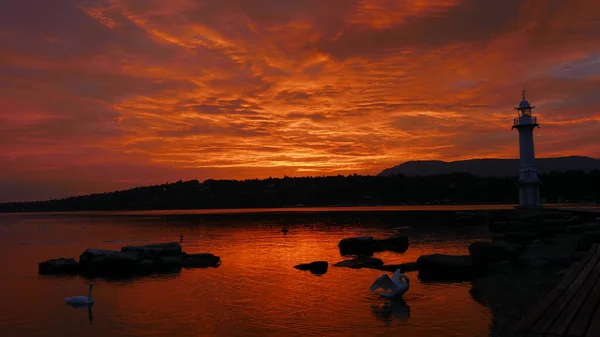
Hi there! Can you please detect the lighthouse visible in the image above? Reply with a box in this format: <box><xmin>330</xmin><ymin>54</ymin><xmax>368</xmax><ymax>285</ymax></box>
<box><xmin>511</xmin><ymin>90</ymin><xmax>541</xmax><ymax>207</ymax></box>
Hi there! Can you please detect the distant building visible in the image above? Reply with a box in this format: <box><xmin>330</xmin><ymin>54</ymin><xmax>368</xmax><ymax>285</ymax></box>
<box><xmin>512</xmin><ymin>90</ymin><xmax>541</xmax><ymax>207</ymax></box>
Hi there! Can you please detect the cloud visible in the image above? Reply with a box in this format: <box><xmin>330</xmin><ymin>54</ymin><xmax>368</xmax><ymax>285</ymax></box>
<box><xmin>0</xmin><ymin>0</ymin><xmax>599</xmax><ymax>201</ymax></box>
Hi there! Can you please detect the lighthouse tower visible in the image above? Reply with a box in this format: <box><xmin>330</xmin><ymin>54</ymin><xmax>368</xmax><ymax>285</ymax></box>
<box><xmin>511</xmin><ymin>90</ymin><xmax>541</xmax><ymax>207</ymax></box>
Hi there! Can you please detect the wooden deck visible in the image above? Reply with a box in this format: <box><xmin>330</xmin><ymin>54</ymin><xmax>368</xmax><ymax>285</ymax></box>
<box><xmin>511</xmin><ymin>243</ymin><xmax>600</xmax><ymax>337</ymax></box>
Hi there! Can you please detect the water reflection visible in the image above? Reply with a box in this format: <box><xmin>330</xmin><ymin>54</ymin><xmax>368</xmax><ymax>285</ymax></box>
<box><xmin>370</xmin><ymin>299</ymin><xmax>411</xmax><ymax>323</ymax></box>
<box><xmin>0</xmin><ymin>212</ymin><xmax>493</xmax><ymax>337</ymax></box>
<box><xmin>40</xmin><ymin>270</ymin><xmax>183</xmax><ymax>283</ymax></box>
<box><xmin>66</xmin><ymin>303</ymin><xmax>94</xmax><ymax>325</ymax></box>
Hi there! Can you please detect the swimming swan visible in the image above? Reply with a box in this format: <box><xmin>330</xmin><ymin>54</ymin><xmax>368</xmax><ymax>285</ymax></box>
<box><xmin>369</xmin><ymin>269</ymin><xmax>410</xmax><ymax>299</ymax></box>
<box><xmin>65</xmin><ymin>283</ymin><xmax>95</xmax><ymax>305</ymax></box>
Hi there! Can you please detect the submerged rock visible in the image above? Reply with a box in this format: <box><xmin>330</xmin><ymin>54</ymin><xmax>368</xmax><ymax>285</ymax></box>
<box><xmin>294</xmin><ymin>261</ymin><xmax>328</xmax><ymax>275</ymax></box>
<box><xmin>38</xmin><ymin>257</ymin><xmax>78</xmax><ymax>274</ymax></box>
<box><xmin>338</xmin><ymin>234</ymin><xmax>408</xmax><ymax>256</ymax></box>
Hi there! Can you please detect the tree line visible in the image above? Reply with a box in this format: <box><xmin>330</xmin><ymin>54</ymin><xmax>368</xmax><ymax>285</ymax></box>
<box><xmin>1</xmin><ymin>170</ymin><xmax>598</xmax><ymax>212</ymax></box>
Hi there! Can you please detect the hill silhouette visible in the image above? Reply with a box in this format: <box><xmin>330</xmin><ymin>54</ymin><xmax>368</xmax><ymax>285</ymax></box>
<box><xmin>1</xmin><ymin>170</ymin><xmax>598</xmax><ymax>212</ymax></box>
<box><xmin>378</xmin><ymin>156</ymin><xmax>600</xmax><ymax>177</ymax></box>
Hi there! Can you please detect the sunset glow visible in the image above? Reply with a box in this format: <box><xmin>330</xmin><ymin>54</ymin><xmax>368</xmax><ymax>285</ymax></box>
<box><xmin>1</xmin><ymin>0</ymin><xmax>599</xmax><ymax>201</ymax></box>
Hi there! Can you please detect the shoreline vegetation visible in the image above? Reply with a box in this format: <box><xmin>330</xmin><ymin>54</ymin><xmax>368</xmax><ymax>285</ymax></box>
<box><xmin>2</xmin><ymin>170</ymin><xmax>599</xmax><ymax>213</ymax></box>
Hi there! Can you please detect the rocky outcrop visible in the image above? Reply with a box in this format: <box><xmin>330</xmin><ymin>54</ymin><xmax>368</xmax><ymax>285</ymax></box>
<box><xmin>294</xmin><ymin>261</ymin><xmax>328</xmax><ymax>275</ymax></box>
<box><xmin>38</xmin><ymin>242</ymin><xmax>220</xmax><ymax>279</ymax></box>
<box><xmin>338</xmin><ymin>235</ymin><xmax>409</xmax><ymax>256</ymax></box>
<box><xmin>38</xmin><ymin>257</ymin><xmax>79</xmax><ymax>274</ymax></box>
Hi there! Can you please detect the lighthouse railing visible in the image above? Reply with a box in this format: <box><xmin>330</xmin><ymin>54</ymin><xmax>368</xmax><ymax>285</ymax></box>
<box><xmin>514</xmin><ymin>116</ymin><xmax>537</xmax><ymax>126</ymax></box>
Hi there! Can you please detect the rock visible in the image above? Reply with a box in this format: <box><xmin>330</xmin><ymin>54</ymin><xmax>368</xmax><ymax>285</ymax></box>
<box><xmin>566</xmin><ymin>225</ymin><xmax>584</xmax><ymax>234</ymax></box>
<box><xmin>581</xmin><ymin>222</ymin><xmax>600</xmax><ymax>231</ymax></box>
<box><xmin>134</xmin><ymin>259</ymin><xmax>156</xmax><ymax>273</ymax></box>
<box><xmin>375</xmin><ymin>262</ymin><xmax>420</xmax><ymax>272</ymax></box>
<box><xmin>486</xmin><ymin>261</ymin><xmax>512</xmax><ymax>275</ymax></box>
<box><xmin>572</xmin><ymin>251</ymin><xmax>587</xmax><ymax>262</ymax></box>
<box><xmin>468</xmin><ymin>241</ymin><xmax>523</xmax><ymax>268</ymax></box>
<box><xmin>515</xmin><ymin>256</ymin><xmax>548</xmax><ymax>269</ymax></box>
<box><xmin>372</xmin><ymin>234</ymin><xmax>409</xmax><ymax>252</ymax></box>
<box><xmin>489</xmin><ymin>221</ymin><xmax>511</xmax><ymax>233</ymax></box>
<box><xmin>338</xmin><ymin>236</ymin><xmax>376</xmax><ymax>256</ymax></box>
<box><xmin>333</xmin><ymin>257</ymin><xmax>384</xmax><ymax>269</ymax></box>
<box><xmin>121</xmin><ymin>242</ymin><xmax>182</xmax><ymax>259</ymax></box>
<box><xmin>583</xmin><ymin>231</ymin><xmax>600</xmax><ymax>243</ymax></box>
<box><xmin>539</xmin><ymin>218</ymin><xmax>571</xmax><ymax>228</ymax></box>
<box><xmin>567</xmin><ymin>215</ymin><xmax>585</xmax><ymax>225</ymax></box>
<box><xmin>417</xmin><ymin>254</ymin><xmax>477</xmax><ymax>280</ymax></box>
<box><xmin>520</xmin><ymin>236</ymin><xmax>577</xmax><ymax>267</ymax></box>
<box><xmin>178</xmin><ymin>253</ymin><xmax>221</xmax><ymax>268</ymax></box>
<box><xmin>38</xmin><ymin>258</ymin><xmax>78</xmax><ymax>274</ymax></box>
<box><xmin>160</xmin><ymin>253</ymin><xmax>221</xmax><ymax>268</ymax></box>
<box><xmin>78</xmin><ymin>249</ymin><xmax>141</xmax><ymax>275</ymax></box>
<box><xmin>338</xmin><ymin>235</ymin><xmax>409</xmax><ymax>255</ymax></box>
<box><xmin>491</xmin><ymin>234</ymin><xmax>507</xmax><ymax>242</ymax></box>
<box><xmin>505</xmin><ymin>231</ymin><xmax>538</xmax><ymax>244</ymax></box>
<box><xmin>294</xmin><ymin>261</ymin><xmax>328</xmax><ymax>275</ymax></box>
<box><xmin>39</xmin><ymin>243</ymin><xmax>220</xmax><ymax>279</ymax></box>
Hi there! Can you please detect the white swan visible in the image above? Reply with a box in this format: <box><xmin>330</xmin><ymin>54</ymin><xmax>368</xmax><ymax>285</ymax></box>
<box><xmin>369</xmin><ymin>269</ymin><xmax>410</xmax><ymax>299</ymax></box>
<box><xmin>65</xmin><ymin>283</ymin><xmax>95</xmax><ymax>305</ymax></box>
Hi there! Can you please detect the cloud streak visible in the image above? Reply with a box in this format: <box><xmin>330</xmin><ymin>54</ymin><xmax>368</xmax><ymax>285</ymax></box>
<box><xmin>1</xmin><ymin>0</ymin><xmax>599</xmax><ymax>201</ymax></box>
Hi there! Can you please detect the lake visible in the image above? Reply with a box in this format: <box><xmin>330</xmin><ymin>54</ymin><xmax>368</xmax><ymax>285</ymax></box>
<box><xmin>0</xmin><ymin>209</ymin><xmax>494</xmax><ymax>337</ymax></box>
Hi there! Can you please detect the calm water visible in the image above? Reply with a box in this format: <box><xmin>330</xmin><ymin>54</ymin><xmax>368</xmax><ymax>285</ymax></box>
<box><xmin>0</xmin><ymin>210</ymin><xmax>493</xmax><ymax>337</ymax></box>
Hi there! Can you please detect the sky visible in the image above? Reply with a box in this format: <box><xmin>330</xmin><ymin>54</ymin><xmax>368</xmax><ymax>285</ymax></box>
<box><xmin>1</xmin><ymin>0</ymin><xmax>600</xmax><ymax>202</ymax></box>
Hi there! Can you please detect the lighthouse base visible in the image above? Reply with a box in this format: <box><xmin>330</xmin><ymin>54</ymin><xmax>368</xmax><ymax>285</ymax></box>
<box><xmin>517</xmin><ymin>182</ymin><xmax>541</xmax><ymax>208</ymax></box>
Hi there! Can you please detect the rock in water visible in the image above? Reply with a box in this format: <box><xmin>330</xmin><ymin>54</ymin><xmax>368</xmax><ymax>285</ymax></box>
<box><xmin>39</xmin><ymin>242</ymin><xmax>220</xmax><ymax>279</ymax></box>
<box><xmin>78</xmin><ymin>249</ymin><xmax>141</xmax><ymax>275</ymax></box>
<box><xmin>417</xmin><ymin>254</ymin><xmax>476</xmax><ymax>281</ymax></box>
<box><xmin>294</xmin><ymin>261</ymin><xmax>328</xmax><ymax>275</ymax></box>
<box><xmin>333</xmin><ymin>257</ymin><xmax>384</xmax><ymax>269</ymax></box>
<box><xmin>338</xmin><ymin>235</ymin><xmax>409</xmax><ymax>256</ymax></box>
<box><xmin>121</xmin><ymin>242</ymin><xmax>182</xmax><ymax>259</ymax></box>
<box><xmin>38</xmin><ymin>258</ymin><xmax>78</xmax><ymax>274</ymax></box>
<box><xmin>161</xmin><ymin>253</ymin><xmax>221</xmax><ymax>268</ymax></box>
<box><xmin>338</xmin><ymin>236</ymin><xmax>376</xmax><ymax>255</ymax></box>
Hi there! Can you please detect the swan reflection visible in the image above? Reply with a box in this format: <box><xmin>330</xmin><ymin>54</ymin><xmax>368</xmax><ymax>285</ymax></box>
<box><xmin>370</xmin><ymin>299</ymin><xmax>411</xmax><ymax>323</ymax></box>
<box><xmin>66</xmin><ymin>302</ymin><xmax>94</xmax><ymax>324</ymax></box>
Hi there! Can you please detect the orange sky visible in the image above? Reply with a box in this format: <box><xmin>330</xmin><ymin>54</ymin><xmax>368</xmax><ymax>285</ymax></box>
<box><xmin>1</xmin><ymin>0</ymin><xmax>600</xmax><ymax>202</ymax></box>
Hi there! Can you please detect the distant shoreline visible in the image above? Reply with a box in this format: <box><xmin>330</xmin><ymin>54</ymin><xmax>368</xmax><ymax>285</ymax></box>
<box><xmin>2</xmin><ymin>203</ymin><xmax>596</xmax><ymax>217</ymax></box>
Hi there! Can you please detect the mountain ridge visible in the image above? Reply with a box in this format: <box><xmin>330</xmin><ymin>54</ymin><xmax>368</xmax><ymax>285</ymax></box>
<box><xmin>378</xmin><ymin>156</ymin><xmax>600</xmax><ymax>177</ymax></box>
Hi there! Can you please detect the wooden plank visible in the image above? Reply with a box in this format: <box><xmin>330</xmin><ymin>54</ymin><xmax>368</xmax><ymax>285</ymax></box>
<box><xmin>548</xmin><ymin>249</ymin><xmax>600</xmax><ymax>336</ymax></box>
<box><xmin>513</xmin><ymin>244</ymin><xmax>598</xmax><ymax>332</ymax></box>
<box><xmin>529</xmin><ymin>245</ymin><xmax>600</xmax><ymax>334</ymax></box>
<box><xmin>566</xmin><ymin>256</ymin><xmax>600</xmax><ymax>336</ymax></box>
